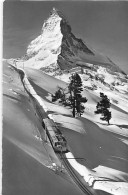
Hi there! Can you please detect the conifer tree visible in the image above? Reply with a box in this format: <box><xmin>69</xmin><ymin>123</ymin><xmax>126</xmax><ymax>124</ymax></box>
<box><xmin>68</xmin><ymin>73</ymin><xmax>87</xmax><ymax>117</ymax></box>
<box><xmin>52</xmin><ymin>86</ymin><xmax>68</xmax><ymax>105</ymax></box>
<box><xmin>95</xmin><ymin>93</ymin><xmax>112</xmax><ymax>124</ymax></box>
<box><xmin>52</xmin><ymin>88</ymin><xmax>62</xmax><ymax>102</ymax></box>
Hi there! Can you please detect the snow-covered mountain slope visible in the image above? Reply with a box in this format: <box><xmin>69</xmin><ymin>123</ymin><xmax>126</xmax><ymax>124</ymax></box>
<box><xmin>3</xmin><ymin>61</ymin><xmax>84</xmax><ymax>195</ymax></box>
<box><xmin>4</xmin><ymin>58</ymin><xmax>128</xmax><ymax>195</ymax></box>
<box><xmin>15</xmin><ymin>8</ymin><xmax>125</xmax><ymax>76</ymax></box>
<box><xmin>17</xmin><ymin>65</ymin><xmax>128</xmax><ymax>194</ymax></box>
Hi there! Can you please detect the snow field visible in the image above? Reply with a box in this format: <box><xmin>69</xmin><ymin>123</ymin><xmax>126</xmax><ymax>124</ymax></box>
<box><xmin>5</xmin><ymin>61</ymin><xmax>128</xmax><ymax>195</ymax></box>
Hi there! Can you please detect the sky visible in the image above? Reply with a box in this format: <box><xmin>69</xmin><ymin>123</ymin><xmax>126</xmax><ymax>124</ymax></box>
<box><xmin>3</xmin><ymin>1</ymin><xmax>128</xmax><ymax>74</ymax></box>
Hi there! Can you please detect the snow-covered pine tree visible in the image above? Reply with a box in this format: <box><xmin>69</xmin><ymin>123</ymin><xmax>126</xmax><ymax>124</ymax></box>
<box><xmin>95</xmin><ymin>92</ymin><xmax>112</xmax><ymax>124</ymax></box>
<box><xmin>52</xmin><ymin>86</ymin><xmax>68</xmax><ymax>105</ymax></box>
<box><xmin>51</xmin><ymin>88</ymin><xmax>63</xmax><ymax>102</ymax></box>
<box><xmin>68</xmin><ymin>73</ymin><xmax>87</xmax><ymax>117</ymax></box>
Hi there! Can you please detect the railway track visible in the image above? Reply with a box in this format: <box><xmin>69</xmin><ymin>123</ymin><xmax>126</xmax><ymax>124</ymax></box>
<box><xmin>58</xmin><ymin>153</ymin><xmax>93</xmax><ymax>195</ymax></box>
<box><xmin>34</xmin><ymin>98</ymin><xmax>93</xmax><ymax>194</ymax></box>
<box><xmin>16</xmin><ymin>66</ymin><xmax>94</xmax><ymax>195</ymax></box>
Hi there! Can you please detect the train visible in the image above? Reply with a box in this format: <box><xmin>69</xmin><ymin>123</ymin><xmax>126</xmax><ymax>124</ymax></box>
<box><xmin>35</xmin><ymin>101</ymin><xmax>68</xmax><ymax>153</ymax></box>
<box><xmin>18</xmin><ymin>68</ymin><xmax>68</xmax><ymax>153</ymax></box>
<box><xmin>42</xmin><ymin>118</ymin><xmax>68</xmax><ymax>153</ymax></box>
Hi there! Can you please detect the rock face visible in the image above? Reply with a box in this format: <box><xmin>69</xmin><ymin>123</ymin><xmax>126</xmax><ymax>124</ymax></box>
<box><xmin>58</xmin><ymin>15</ymin><xmax>94</xmax><ymax>70</ymax></box>
<box><xmin>24</xmin><ymin>8</ymin><xmax>63</xmax><ymax>73</ymax></box>
<box><xmin>22</xmin><ymin>8</ymin><xmax>124</xmax><ymax>75</ymax></box>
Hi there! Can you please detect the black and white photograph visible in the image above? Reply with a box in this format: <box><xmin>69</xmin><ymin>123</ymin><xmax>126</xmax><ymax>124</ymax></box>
<box><xmin>2</xmin><ymin>1</ymin><xmax>128</xmax><ymax>195</ymax></box>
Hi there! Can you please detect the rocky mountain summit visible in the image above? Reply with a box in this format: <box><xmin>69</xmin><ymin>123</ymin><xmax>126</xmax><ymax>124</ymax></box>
<box><xmin>20</xmin><ymin>8</ymin><xmax>124</xmax><ymax>75</ymax></box>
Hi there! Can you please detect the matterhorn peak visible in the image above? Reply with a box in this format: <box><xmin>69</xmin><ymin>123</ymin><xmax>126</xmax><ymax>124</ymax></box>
<box><xmin>21</xmin><ymin>8</ymin><xmax>123</xmax><ymax>75</ymax></box>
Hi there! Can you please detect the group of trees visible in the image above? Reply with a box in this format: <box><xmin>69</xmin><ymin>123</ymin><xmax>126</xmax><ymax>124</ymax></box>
<box><xmin>52</xmin><ymin>73</ymin><xmax>87</xmax><ymax>117</ymax></box>
<box><xmin>52</xmin><ymin>73</ymin><xmax>112</xmax><ymax>124</ymax></box>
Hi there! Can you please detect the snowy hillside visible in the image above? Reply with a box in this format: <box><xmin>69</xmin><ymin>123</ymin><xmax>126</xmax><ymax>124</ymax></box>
<box><xmin>3</xmin><ymin>60</ymin><xmax>128</xmax><ymax>195</ymax></box>
<box><xmin>56</xmin><ymin>65</ymin><xmax>128</xmax><ymax>116</ymax></box>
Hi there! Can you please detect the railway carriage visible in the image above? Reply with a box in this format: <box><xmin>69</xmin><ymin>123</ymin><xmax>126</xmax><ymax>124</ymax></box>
<box><xmin>43</xmin><ymin>118</ymin><xmax>68</xmax><ymax>153</ymax></box>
